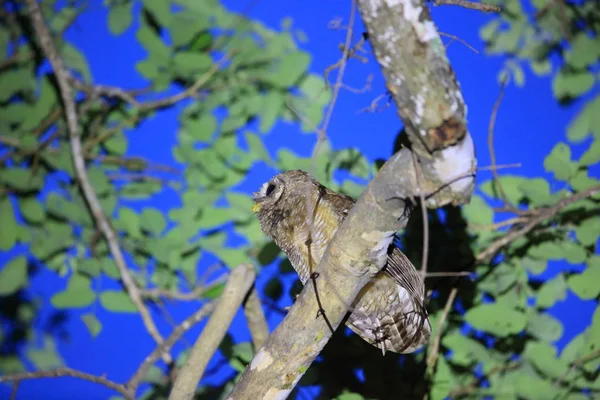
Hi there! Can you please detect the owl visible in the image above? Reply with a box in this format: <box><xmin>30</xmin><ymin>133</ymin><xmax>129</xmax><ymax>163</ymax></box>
<box><xmin>252</xmin><ymin>169</ymin><xmax>431</xmax><ymax>354</ymax></box>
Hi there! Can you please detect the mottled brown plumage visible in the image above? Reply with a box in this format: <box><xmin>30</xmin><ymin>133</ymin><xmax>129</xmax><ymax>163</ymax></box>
<box><xmin>252</xmin><ymin>170</ymin><xmax>431</xmax><ymax>354</ymax></box>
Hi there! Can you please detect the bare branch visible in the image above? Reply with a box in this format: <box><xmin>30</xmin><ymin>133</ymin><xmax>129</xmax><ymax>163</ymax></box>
<box><xmin>137</xmin><ymin>54</ymin><xmax>231</xmax><ymax>111</ymax></box>
<box><xmin>127</xmin><ymin>302</ymin><xmax>216</xmax><ymax>394</ymax></box>
<box><xmin>168</xmin><ymin>264</ymin><xmax>256</xmax><ymax>400</ymax></box>
<box><xmin>141</xmin><ymin>275</ymin><xmax>228</xmax><ymax>301</ymax></box>
<box><xmin>25</xmin><ymin>0</ymin><xmax>167</xmax><ymax>358</ymax></box>
<box><xmin>0</xmin><ymin>368</ymin><xmax>132</xmax><ymax>400</ymax></box>
<box><xmin>439</xmin><ymin>32</ymin><xmax>479</xmax><ymax>53</ymax></box>
<box><xmin>426</xmin><ymin>287</ymin><xmax>457</xmax><ymax>377</ymax></box>
<box><xmin>413</xmin><ymin>152</ymin><xmax>430</xmax><ymax>280</ymax></box>
<box><xmin>244</xmin><ymin>287</ymin><xmax>270</xmax><ymax>349</ymax></box>
<box><xmin>476</xmin><ymin>185</ymin><xmax>600</xmax><ymax>263</ymax></box>
<box><xmin>432</xmin><ymin>0</ymin><xmax>502</xmax><ymax>13</ymax></box>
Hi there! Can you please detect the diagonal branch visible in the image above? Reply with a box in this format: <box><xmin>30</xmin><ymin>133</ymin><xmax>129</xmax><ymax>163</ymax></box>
<box><xmin>432</xmin><ymin>0</ymin><xmax>501</xmax><ymax>12</ymax></box>
<box><xmin>476</xmin><ymin>184</ymin><xmax>600</xmax><ymax>263</ymax></box>
<box><xmin>243</xmin><ymin>287</ymin><xmax>269</xmax><ymax>349</ymax></box>
<box><xmin>25</xmin><ymin>0</ymin><xmax>167</xmax><ymax>357</ymax></box>
<box><xmin>127</xmin><ymin>301</ymin><xmax>216</xmax><ymax>394</ymax></box>
<box><xmin>0</xmin><ymin>368</ymin><xmax>132</xmax><ymax>400</ymax></box>
<box><xmin>168</xmin><ymin>264</ymin><xmax>256</xmax><ymax>400</ymax></box>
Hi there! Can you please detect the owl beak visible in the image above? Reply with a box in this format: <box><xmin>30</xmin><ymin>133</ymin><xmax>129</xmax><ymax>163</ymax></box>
<box><xmin>252</xmin><ymin>202</ymin><xmax>261</xmax><ymax>213</ymax></box>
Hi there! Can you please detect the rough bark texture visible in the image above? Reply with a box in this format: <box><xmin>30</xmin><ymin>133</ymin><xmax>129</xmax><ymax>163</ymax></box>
<box><xmin>358</xmin><ymin>0</ymin><xmax>476</xmax><ymax>207</ymax></box>
<box><xmin>227</xmin><ymin>0</ymin><xmax>477</xmax><ymax>398</ymax></box>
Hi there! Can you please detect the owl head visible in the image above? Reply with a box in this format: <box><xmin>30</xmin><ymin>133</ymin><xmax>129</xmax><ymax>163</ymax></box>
<box><xmin>251</xmin><ymin>170</ymin><xmax>317</xmax><ymax>239</ymax></box>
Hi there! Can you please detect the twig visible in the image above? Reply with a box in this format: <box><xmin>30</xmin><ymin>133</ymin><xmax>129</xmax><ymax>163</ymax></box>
<box><xmin>243</xmin><ymin>287</ymin><xmax>270</xmax><ymax>349</ymax></box>
<box><xmin>26</xmin><ymin>0</ymin><xmax>167</xmax><ymax>358</ymax></box>
<box><xmin>127</xmin><ymin>301</ymin><xmax>216</xmax><ymax>394</ymax></box>
<box><xmin>319</xmin><ymin>2</ymin><xmax>356</xmax><ymax>139</ymax></box>
<box><xmin>425</xmin><ymin>287</ymin><xmax>457</xmax><ymax>382</ymax></box>
<box><xmin>477</xmin><ymin>162</ymin><xmax>521</xmax><ymax>171</ymax></box>
<box><xmin>439</xmin><ymin>32</ymin><xmax>479</xmax><ymax>54</ymax></box>
<box><xmin>476</xmin><ymin>185</ymin><xmax>600</xmax><ymax>263</ymax></box>
<box><xmin>432</xmin><ymin>0</ymin><xmax>501</xmax><ymax>13</ymax></box>
<box><xmin>10</xmin><ymin>381</ymin><xmax>19</xmax><ymax>400</ymax></box>
<box><xmin>412</xmin><ymin>152</ymin><xmax>429</xmax><ymax>280</ymax></box>
<box><xmin>0</xmin><ymin>368</ymin><xmax>132</xmax><ymax>400</ymax></box>
<box><xmin>141</xmin><ymin>275</ymin><xmax>228</xmax><ymax>301</ymax></box>
<box><xmin>168</xmin><ymin>264</ymin><xmax>256</xmax><ymax>400</ymax></box>
<box><xmin>137</xmin><ymin>54</ymin><xmax>231</xmax><ymax>111</ymax></box>
<box><xmin>426</xmin><ymin>271</ymin><xmax>471</xmax><ymax>278</ymax></box>
<box><xmin>487</xmin><ymin>80</ymin><xmax>515</xmax><ymax>211</ymax></box>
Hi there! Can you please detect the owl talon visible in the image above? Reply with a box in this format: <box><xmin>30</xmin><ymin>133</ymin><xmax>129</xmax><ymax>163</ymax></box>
<box><xmin>310</xmin><ymin>272</ymin><xmax>320</xmax><ymax>280</ymax></box>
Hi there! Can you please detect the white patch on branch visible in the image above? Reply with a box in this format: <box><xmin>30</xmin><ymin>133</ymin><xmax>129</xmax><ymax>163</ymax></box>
<box><xmin>432</xmin><ymin>134</ymin><xmax>476</xmax><ymax>195</ymax></box>
<box><xmin>250</xmin><ymin>349</ymin><xmax>274</xmax><ymax>371</ymax></box>
<box><xmin>361</xmin><ymin>230</ymin><xmax>396</xmax><ymax>271</ymax></box>
<box><xmin>264</xmin><ymin>388</ymin><xmax>291</xmax><ymax>400</ymax></box>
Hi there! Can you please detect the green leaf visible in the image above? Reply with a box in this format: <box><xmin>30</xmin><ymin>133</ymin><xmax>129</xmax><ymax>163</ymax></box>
<box><xmin>579</xmin><ymin>140</ymin><xmax>600</xmax><ymax>165</ymax></box>
<box><xmin>543</xmin><ymin>142</ymin><xmax>577</xmax><ymax>181</ymax></box>
<box><xmin>104</xmin><ymin>132</ymin><xmax>128</xmax><ymax>155</ymax></box>
<box><xmin>567</xmin><ymin>95</ymin><xmax>600</xmax><ymax>143</ymax></box>
<box><xmin>244</xmin><ymin>131</ymin><xmax>270</xmax><ymax>162</ymax></box>
<box><xmin>521</xmin><ymin>257</ymin><xmax>547</xmax><ymax>275</ymax></box>
<box><xmin>568</xmin><ymin>258</ymin><xmax>600</xmax><ymax>300</ymax></box>
<box><xmin>478</xmin><ymin>263</ymin><xmax>517</xmax><ymax>294</ymax></box>
<box><xmin>27</xmin><ymin>337</ymin><xmax>63</xmax><ymax>370</ymax></box>
<box><xmin>552</xmin><ymin>70</ymin><xmax>595</xmax><ymax>99</ymax></box>
<box><xmin>259</xmin><ymin>91</ymin><xmax>285</xmax><ymax>133</ymax></box>
<box><xmin>1</xmin><ymin>168</ymin><xmax>44</xmax><ymax>191</ymax></box>
<box><xmin>141</xmin><ymin>208</ymin><xmax>166</xmax><ymax>235</ymax></box>
<box><xmin>183</xmin><ymin>113</ymin><xmax>217</xmax><ymax>142</ymax></box>
<box><xmin>262</xmin><ymin>51</ymin><xmax>311</xmax><ymax>88</ymax></box>
<box><xmin>526</xmin><ymin>313</ymin><xmax>563</xmax><ymax>342</ymax></box>
<box><xmin>173</xmin><ymin>52</ymin><xmax>212</xmax><ymax>75</ymax></box>
<box><xmin>137</xmin><ymin>20</ymin><xmax>170</xmax><ymax>60</ymax></box>
<box><xmin>528</xmin><ymin>241</ymin><xmax>565</xmax><ymax>261</ymax></box>
<box><xmin>565</xmin><ymin>32</ymin><xmax>600</xmax><ymax>69</ymax></box>
<box><xmin>561</xmin><ymin>241</ymin><xmax>587</xmax><ymax>264</ymax></box>
<box><xmin>0</xmin><ymin>197</ymin><xmax>18</xmax><ymax>250</ymax></box>
<box><xmin>81</xmin><ymin>313</ymin><xmax>102</xmax><ymax>337</ymax></box>
<box><xmin>515</xmin><ymin>367</ymin><xmax>555</xmax><ymax>399</ymax></box>
<box><xmin>518</xmin><ymin>178</ymin><xmax>552</xmax><ymax>205</ymax></box>
<box><xmin>536</xmin><ymin>274</ymin><xmax>568</xmax><ymax>308</ymax></box>
<box><xmin>524</xmin><ymin>341</ymin><xmax>569</xmax><ymax>378</ymax></box>
<box><xmin>462</xmin><ymin>195</ymin><xmax>494</xmax><ymax>225</ymax></box>
<box><xmin>197</xmin><ymin>208</ymin><xmax>232</xmax><ymax>229</ymax></box>
<box><xmin>0</xmin><ymin>256</ymin><xmax>28</xmax><ymax>295</ymax></box>
<box><xmin>480</xmin><ymin>19</ymin><xmax>501</xmax><ymax>41</ymax></box>
<box><xmin>464</xmin><ymin>303</ymin><xmax>527</xmax><ymax>337</ymax></box>
<box><xmin>19</xmin><ymin>198</ymin><xmax>45</xmax><ymax>223</ymax></box>
<box><xmin>0</xmin><ymin>68</ymin><xmax>36</xmax><ymax>102</ymax></box>
<box><xmin>142</xmin><ymin>0</ymin><xmax>171</xmax><ymax>26</ymax></box>
<box><xmin>107</xmin><ymin>2</ymin><xmax>133</xmax><ymax>35</ymax></box>
<box><xmin>62</xmin><ymin>43</ymin><xmax>92</xmax><ymax>82</ymax></box>
<box><xmin>88</xmin><ymin>167</ymin><xmax>111</xmax><ymax>196</ymax></box>
<box><xmin>100</xmin><ymin>290</ymin><xmax>138</xmax><ymax>313</ymax></box>
<box><xmin>480</xmin><ymin>175</ymin><xmax>525</xmax><ymax>204</ymax></box>
<box><xmin>51</xmin><ymin>273</ymin><xmax>95</xmax><ymax>309</ymax></box>
<box><xmin>115</xmin><ymin>207</ymin><xmax>141</xmax><ymax>237</ymax></box>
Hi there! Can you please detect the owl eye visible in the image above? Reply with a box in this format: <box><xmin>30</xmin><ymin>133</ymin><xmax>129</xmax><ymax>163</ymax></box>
<box><xmin>265</xmin><ymin>183</ymin><xmax>276</xmax><ymax>196</ymax></box>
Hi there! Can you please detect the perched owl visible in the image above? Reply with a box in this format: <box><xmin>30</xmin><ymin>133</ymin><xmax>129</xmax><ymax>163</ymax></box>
<box><xmin>252</xmin><ymin>170</ymin><xmax>431</xmax><ymax>354</ymax></box>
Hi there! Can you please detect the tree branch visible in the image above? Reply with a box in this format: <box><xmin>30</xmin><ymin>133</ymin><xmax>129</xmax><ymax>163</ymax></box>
<box><xmin>243</xmin><ymin>287</ymin><xmax>269</xmax><ymax>349</ymax></box>
<box><xmin>476</xmin><ymin>184</ymin><xmax>600</xmax><ymax>263</ymax></box>
<box><xmin>168</xmin><ymin>264</ymin><xmax>256</xmax><ymax>400</ymax></box>
<box><xmin>0</xmin><ymin>368</ymin><xmax>132</xmax><ymax>400</ymax></box>
<box><xmin>127</xmin><ymin>301</ymin><xmax>216</xmax><ymax>394</ymax></box>
<box><xmin>432</xmin><ymin>0</ymin><xmax>501</xmax><ymax>13</ymax></box>
<box><xmin>227</xmin><ymin>1</ymin><xmax>478</xmax><ymax>397</ymax></box>
<box><xmin>25</xmin><ymin>0</ymin><xmax>167</xmax><ymax>358</ymax></box>
<box><xmin>357</xmin><ymin>0</ymin><xmax>476</xmax><ymax>207</ymax></box>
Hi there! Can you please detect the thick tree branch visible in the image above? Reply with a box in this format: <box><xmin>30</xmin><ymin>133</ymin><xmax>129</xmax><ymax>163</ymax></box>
<box><xmin>243</xmin><ymin>287</ymin><xmax>269</xmax><ymax>349</ymax></box>
<box><xmin>358</xmin><ymin>0</ymin><xmax>476</xmax><ymax>207</ymax></box>
<box><xmin>25</xmin><ymin>0</ymin><xmax>167</xmax><ymax>356</ymax></box>
<box><xmin>433</xmin><ymin>0</ymin><xmax>501</xmax><ymax>12</ymax></box>
<box><xmin>169</xmin><ymin>264</ymin><xmax>256</xmax><ymax>400</ymax></box>
<box><xmin>0</xmin><ymin>368</ymin><xmax>132</xmax><ymax>400</ymax></box>
<box><xmin>228</xmin><ymin>1</ymin><xmax>478</xmax><ymax>398</ymax></box>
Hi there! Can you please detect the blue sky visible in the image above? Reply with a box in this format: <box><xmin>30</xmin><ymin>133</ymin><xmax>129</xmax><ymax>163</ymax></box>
<box><xmin>1</xmin><ymin>0</ymin><xmax>597</xmax><ymax>399</ymax></box>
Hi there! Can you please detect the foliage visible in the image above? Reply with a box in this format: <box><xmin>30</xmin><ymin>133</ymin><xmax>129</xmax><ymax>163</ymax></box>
<box><xmin>0</xmin><ymin>0</ymin><xmax>599</xmax><ymax>399</ymax></box>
